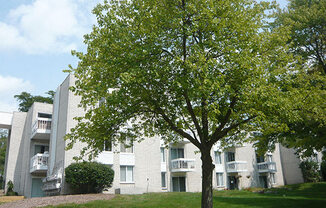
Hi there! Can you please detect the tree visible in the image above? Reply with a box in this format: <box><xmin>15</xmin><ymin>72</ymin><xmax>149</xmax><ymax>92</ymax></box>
<box><xmin>14</xmin><ymin>90</ymin><xmax>55</xmax><ymax>112</ymax></box>
<box><xmin>65</xmin><ymin>1</ymin><xmax>304</xmax><ymax>207</ymax></box>
<box><xmin>0</xmin><ymin>129</ymin><xmax>8</xmax><ymax>188</ymax></box>
<box><xmin>257</xmin><ymin>0</ymin><xmax>326</xmax><ymax>157</ymax></box>
<box><xmin>276</xmin><ymin>0</ymin><xmax>326</xmax><ymax>74</ymax></box>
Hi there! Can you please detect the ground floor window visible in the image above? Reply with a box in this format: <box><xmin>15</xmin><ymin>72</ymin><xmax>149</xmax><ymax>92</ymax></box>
<box><xmin>216</xmin><ymin>173</ymin><xmax>224</xmax><ymax>186</ymax></box>
<box><xmin>161</xmin><ymin>172</ymin><xmax>166</xmax><ymax>188</ymax></box>
<box><xmin>120</xmin><ymin>166</ymin><xmax>134</xmax><ymax>182</ymax></box>
<box><xmin>270</xmin><ymin>173</ymin><xmax>276</xmax><ymax>184</ymax></box>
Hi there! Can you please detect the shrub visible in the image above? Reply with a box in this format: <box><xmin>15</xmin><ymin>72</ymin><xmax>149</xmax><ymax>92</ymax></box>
<box><xmin>6</xmin><ymin>180</ymin><xmax>18</xmax><ymax>196</ymax></box>
<box><xmin>65</xmin><ymin>161</ymin><xmax>114</xmax><ymax>194</ymax></box>
<box><xmin>299</xmin><ymin>161</ymin><xmax>321</xmax><ymax>183</ymax></box>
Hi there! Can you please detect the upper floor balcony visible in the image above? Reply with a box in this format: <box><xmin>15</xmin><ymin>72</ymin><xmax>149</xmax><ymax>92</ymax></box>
<box><xmin>31</xmin><ymin>118</ymin><xmax>51</xmax><ymax>140</ymax></box>
<box><xmin>257</xmin><ymin>161</ymin><xmax>277</xmax><ymax>173</ymax></box>
<box><xmin>30</xmin><ymin>153</ymin><xmax>49</xmax><ymax>174</ymax></box>
<box><xmin>226</xmin><ymin>161</ymin><xmax>247</xmax><ymax>173</ymax></box>
<box><xmin>171</xmin><ymin>158</ymin><xmax>195</xmax><ymax>172</ymax></box>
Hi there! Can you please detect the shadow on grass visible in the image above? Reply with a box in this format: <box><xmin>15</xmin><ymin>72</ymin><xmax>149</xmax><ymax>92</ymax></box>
<box><xmin>214</xmin><ymin>195</ymin><xmax>326</xmax><ymax>208</ymax></box>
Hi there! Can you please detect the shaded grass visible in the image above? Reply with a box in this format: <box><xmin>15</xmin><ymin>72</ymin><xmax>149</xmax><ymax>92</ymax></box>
<box><xmin>45</xmin><ymin>182</ymin><xmax>326</xmax><ymax>208</ymax></box>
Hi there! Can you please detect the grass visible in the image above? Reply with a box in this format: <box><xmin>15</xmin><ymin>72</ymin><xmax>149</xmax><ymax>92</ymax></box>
<box><xmin>43</xmin><ymin>182</ymin><xmax>326</xmax><ymax>208</ymax></box>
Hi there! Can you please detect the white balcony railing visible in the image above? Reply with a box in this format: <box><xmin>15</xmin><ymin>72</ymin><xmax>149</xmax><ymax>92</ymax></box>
<box><xmin>171</xmin><ymin>158</ymin><xmax>195</xmax><ymax>172</ymax></box>
<box><xmin>31</xmin><ymin>118</ymin><xmax>51</xmax><ymax>139</ymax></box>
<box><xmin>30</xmin><ymin>153</ymin><xmax>49</xmax><ymax>173</ymax></box>
<box><xmin>257</xmin><ymin>162</ymin><xmax>276</xmax><ymax>173</ymax></box>
<box><xmin>226</xmin><ymin>161</ymin><xmax>247</xmax><ymax>173</ymax></box>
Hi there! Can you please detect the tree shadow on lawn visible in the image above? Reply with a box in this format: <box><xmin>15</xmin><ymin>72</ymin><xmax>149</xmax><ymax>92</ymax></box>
<box><xmin>213</xmin><ymin>195</ymin><xmax>326</xmax><ymax>208</ymax></box>
<box><xmin>266</xmin><ymin>182</ymin><xmax>326</xmax><ymax>199</ymax></box>
<box><xmin>213</xmin><ymin>183</ymin><xmax>326</xmax><ymax>208</ymax></box>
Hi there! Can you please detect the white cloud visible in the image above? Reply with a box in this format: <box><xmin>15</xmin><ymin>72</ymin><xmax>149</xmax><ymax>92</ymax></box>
<box><xmin>0</xmin><ymin>0</ymin><xmax>101</xmax><ymax>54</ymax></box>
<box><xmin>0</xmin><ymin>75</ymin><xmax>34</xmax><ymax>112</ymax></box>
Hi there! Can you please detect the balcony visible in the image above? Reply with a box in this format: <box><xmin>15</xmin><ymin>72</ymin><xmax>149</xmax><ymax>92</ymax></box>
<box><xmin>226</xmin><ymin>161</ymin><xmax>247</xmax><ymax>173</ymax></box>
<box><xmin>30</xmin><ymin>153</ymin><xmax>49</xmax><ymax>173</ymax></box>
<box><xmin>171</xmin><ymin>158</ymin><xmax>195</xmax><ymax>172</ymax></box>
<box><xmin>31</xmin><ymin>118</ymin><xmax>51</xmax><ymax>140</ymax></box>
<box><xmin>257</xmin><ymin>162</ymin><xmax>276</xmax><ymax>173</ymax></box>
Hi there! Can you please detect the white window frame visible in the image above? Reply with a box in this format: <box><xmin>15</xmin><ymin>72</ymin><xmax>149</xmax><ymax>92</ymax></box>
<box><xmin>120</xmin><ymin>165</ymin><xmax>134</xmax><ymax>183</ymax></box>
<box><xmin>120</xmin><ymin>139</ymin><xmax>134</xmax><ymax>153</ymax></box>
<box><xmin>270</xmin><ymin>173</ymin><xmax>276</xmax><ymax>184</ymax></box>
<box><xmin>215</xmin><ymin>151</ymin><xmax>222</xmax><ymax>164</ymax></box>
<box><xmin>161</xmin><ymin>147</ymin><xmax>166</xmax><ymax>162</ymax></box>
<box><xmin>216</xmin><ymin>173</ymin><xmax>224</xmax><ymax>187</ymax></box>
<box><xmin>161</xmin><ymin>172</ymin><xmax>167</xmax><ymax>188</ymax></box>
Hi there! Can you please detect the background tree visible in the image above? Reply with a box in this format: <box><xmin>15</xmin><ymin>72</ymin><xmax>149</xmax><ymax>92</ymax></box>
<box><xmin>65</xmin><ymin>0</ymin><xmax>306</xmax><ymax>207</ymax></box>
<box><xmin>256</xmin><ymin>0</ymin><xmax>326</xmax><ymax>156</ymax></box>
<box><xmin>14</xmin><ymin>90</ymin><xmax>55</xmax><ymax>112</ymax></box>
<box><xmin>0</xmin><ymin>129</ymin><xmax>8</xmax><ymax>188</ymax></box>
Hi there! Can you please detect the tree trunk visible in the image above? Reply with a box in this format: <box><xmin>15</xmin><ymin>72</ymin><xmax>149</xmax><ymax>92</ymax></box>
<box><xmin>201</xmin><ymin>147</ymin><xmax>215</xmax><ymax>208</ymax></box>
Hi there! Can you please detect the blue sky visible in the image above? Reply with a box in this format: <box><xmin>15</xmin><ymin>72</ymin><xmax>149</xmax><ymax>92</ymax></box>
<box><xmin>0</xmin><ymin>0</ymin><xmax>289</xmax><ymax>112</ymax></box>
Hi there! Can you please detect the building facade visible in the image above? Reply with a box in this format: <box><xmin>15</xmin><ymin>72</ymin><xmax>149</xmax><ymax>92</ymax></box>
<box><xmin>2</xmin><ymin>74</ymin><xmax>316</xmax><ymax>198</ymax></box>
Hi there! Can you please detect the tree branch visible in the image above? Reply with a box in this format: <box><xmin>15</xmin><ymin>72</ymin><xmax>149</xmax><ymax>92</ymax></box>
<box><xmin>210</xmin><ymin>95</ymin><xmax>237</xmax><ymax>141</ymax></box>
<box><xmin>183</xmin><ymin>91</ymin><xmax>203</xmax><ymax>140</ymax></box>
<box><xmin>156</xmin><ymin>106</ymin><xmax>201</xmax><ymax>148</ymax></box>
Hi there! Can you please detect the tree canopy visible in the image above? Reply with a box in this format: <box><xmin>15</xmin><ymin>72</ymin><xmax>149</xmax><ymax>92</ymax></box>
<box><xmin>275</xmin><ymin>0</ymin><xmax>326</xmax><ymax>74</ymax></box>
<box><xmin>14</xmin><ymin>90</ymin><xmax>55</xmax><ymax>112</ymax></box>
<box><xmin>65</xmin><ymin>0</ymin><xmax>314</xmax><ymax>207</ymax></box>
<box><xmin>256</xmin><ymin>0</ymin><xmax>326</xmax><ymax>157</ymax></box>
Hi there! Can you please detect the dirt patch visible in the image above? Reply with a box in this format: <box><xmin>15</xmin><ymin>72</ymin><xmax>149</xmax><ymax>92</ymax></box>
<box><xmin>0</xmin><ymin>196</ymin><xmax>25</xmax><ymax>203</ymax></box>
<box><xmin>0</xmin><ymin>193</ymin><xmax>115</xmax><ymax>208</ymax></box>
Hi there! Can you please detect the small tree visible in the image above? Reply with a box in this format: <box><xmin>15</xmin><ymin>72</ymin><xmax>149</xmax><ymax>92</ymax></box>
<box><xmin>299</xmin><ymin>160</ymin><xmax>321</xmax><ymax>183</ymax></box>
<box><xmin>65</xmin><ymin>161</ymin><xmax>114</xmax><ymax>194</ymax></box>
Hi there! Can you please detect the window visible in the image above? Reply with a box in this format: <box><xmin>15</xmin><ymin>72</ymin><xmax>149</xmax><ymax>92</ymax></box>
<box><xmin>120</xmin><ymin>166</ymin><xmax>134</xmax><ymax>182</ymax></box>
<box><xmin>171</xmin><ymin>148</ymin><xmax>184</xmax><ymax>160</ymax></box>
<box><xmin>120</xmin><ymin>139</ymin><xmax>133</xmax><ymax>153</ymax></box>
<box><xmin>161</xmin><ymin>172</ymin><xmax>166</xmax><ymax>188</ymax></box>
<box><xmin>216</xmin><ymin>173</ymin><xmax>224</xmax><ymax>186</ymax></box>
<box><xmin>267</xmin><ymin>154</ymin><xmax>273</xmax><ymax>162</ymax></box>
<box><xmin>34</xmin><ymin>145</ymin><xmax>49</xmax><ymax>155</ymax></box>
<box><xmin>256</xmin><ymin>154</ymin><xmax>265</xmax><ymax>163</ymax></box>
<box><xmin>38</xmin><ymin>113</ymin><xmax>52</xmax><ymax>119</ymax></box>
<box><xmin>160</xmin><ymin>147</ymin><xmax>165</xmax><ymax>162</ymax></box>
<box><xmin>104</xmin><ymin>140</ymin><xmax>112</xmax><ymax>152</ymax></box>
<box><xmin>270</xmin><ymin>173</ymin><xmax>276</xmax><ymax>184</ymax></box>
<box><xmin>215</xmin><ymin>151</ymin><xmax>222</xmax><ymax>164</ymax></box>
<box><xmin>226</xmin><ymin>152</ymin><xmax>235</xmax><ymax>162</ymax></box>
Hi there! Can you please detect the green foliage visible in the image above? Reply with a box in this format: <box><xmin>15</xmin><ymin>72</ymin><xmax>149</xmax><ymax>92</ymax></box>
<box><xmin>275</xmin><ymin>0</ymin><xmax>326</xmax><ymax>74</ymax></box>
<box><xmin>14</xmin><ymin>90</ymin><xmax>55</xmax><ymax>112</ymax></box>
<box><xmin>0</xmin><ymin>129</ymin><xmax>8</xmax><ymax>188</ymax></box>
<box><xmin>6</xmin><ymin>180</ymin><xmax>17</xmax><ymax>196</ymax></box>
<box><xmin>256</xmin><ymin>0</ymin><xmax>326</xmax><ymax>157</ymax></box>
<box><xmin>299</xmin><ymin>160</ymin><xmax>321</xmax><ymax>183</ymax></box>
<box><xmin>65</xmin><ymin>161</ymin><xmax>114</xmax><ymax>194</ymax></box>
<box><xmin>64</xmin><ymin>0</ymin><xmax>314</xmax><ymax>207</ymax></box>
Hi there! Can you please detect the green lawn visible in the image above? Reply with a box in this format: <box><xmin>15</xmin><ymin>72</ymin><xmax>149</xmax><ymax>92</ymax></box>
<box><xmin>45</xmin><ymin>182</ymin><xmax>326</xmax><ymax>208</ymax></box>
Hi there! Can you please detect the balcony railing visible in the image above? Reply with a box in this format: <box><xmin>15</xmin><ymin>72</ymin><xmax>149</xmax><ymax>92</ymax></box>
<box><xmin>30</xmin><ymin>153</ymin><xmax>49</xmax><ymax>173</ymax></box>
<box><xmin>171</xmin><ymin>158</ymin><xmax>195</xmax><ymax>172</ymax></box>
<box><xmin>257</xmin><ymin>162</ymin><xmax>276</xmax><ymax>173</ymax></box>
<box><xmin>226</xmin><ymin>161</ymin><xmax>247</xmax><ymax>173</ymax></box>
<box><xmin>31</xmin><ymin>118</ymin><xmax>51</xmax><ymax>139</ymax></box>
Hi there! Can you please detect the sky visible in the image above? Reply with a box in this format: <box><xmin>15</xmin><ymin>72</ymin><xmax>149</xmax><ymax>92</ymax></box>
<box><xmin>0</xmin><ymin>0</ymin><xmax>289</xmax><ymax>112</ymax></box>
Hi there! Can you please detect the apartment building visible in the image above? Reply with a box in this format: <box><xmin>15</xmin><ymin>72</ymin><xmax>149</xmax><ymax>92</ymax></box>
<box><xmin>1</xmin><ymin>74</ymin><xmax>310</xmax><ymax>198</ymax></box>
